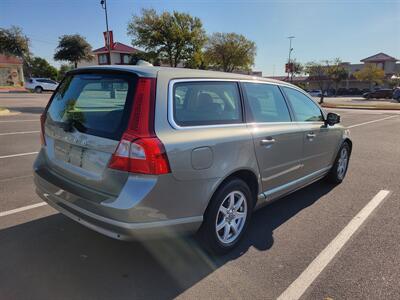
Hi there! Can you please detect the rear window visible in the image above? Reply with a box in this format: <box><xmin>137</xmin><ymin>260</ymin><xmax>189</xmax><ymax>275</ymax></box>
<box><xmin>46</xmin><ymin>73</ymin><xmax>137</xmax><ymax>140</ymax></box>
<box><xmin>173</xmin><ymin>81</ymin><xmax>242</xmax><ymax>126</ymax></box>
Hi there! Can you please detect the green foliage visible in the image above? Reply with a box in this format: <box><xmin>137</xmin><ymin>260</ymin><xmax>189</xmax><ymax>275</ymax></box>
<box><xmin>127</xmin><ymin>9</ymin><xmax>206</xmax><ymax>67</ymax></box>
<box><xmin>54</xmin><ymin>34</ymin><xmax>93</xmax><ymax>68</ymax></box>
<box><xmin>57</xmin><ymin>64</ymin><xmax>74</xmax><ymax>81</ymax></box>
<box><xmin>204</xmin><ymin>32</ymin><xmax>256</xmax><ymax>72</ymax></box>
<box><xmin>26</xmin><ymin>57</ymin><xmax>58</xmax><ymax>80</ymax></box>
<box><xmin>388</xmin><ymin>74</ymin><xmax>400</xmax><ymax>88</ymax></box>
<box><xmin>354</xmin><ymin>64</ymin><xmax>385</xmax><ymax>88</ymax></box>
<box><xmin>129</xmin><ymin>51</ymin><xmax>161</xmax><ymax>66</ymax></box>
<box><xmin>288</xmin><ymin>59</ymin><xmax>304</xmax><ymax>81</ymax></box>
<box><xmin>304</xmin><ymin>59</ymin><xmax>347</xmax><ymax>102</ymax></box>
<box><xmin>184</xmin><ymin>50</ymin><xmax>209</xmax><ymax>69</ymax></box>
<box><xmin>327</xmin><ymin>59</ymin><xmax>348</xmax><ymax>95</ymax></box>
<box><xmin>0</xmin><ymin>26</ymin><xmax>30</xmax><ymax>59</ymax></box>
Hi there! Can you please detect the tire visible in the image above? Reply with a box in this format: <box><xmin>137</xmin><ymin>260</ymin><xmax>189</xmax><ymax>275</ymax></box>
<box><xmin>34</xmin><ymin>86</ymin><xmax>43</xmax><ymax>93</ymax></box>
<box><xmin>326</xmin><ymin>142</ymin><xmax>350</xmax><ymax>184</ymax></box>
<box><xmin>198</xmin><ymin>178</ymin><xmax>253</xmax><ymax>255</ymax></box>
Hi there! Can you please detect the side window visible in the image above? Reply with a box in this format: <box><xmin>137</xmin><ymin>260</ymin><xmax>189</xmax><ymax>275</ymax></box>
<box><xmin>173</xmin><ymin>81</ymin><xmax>242</xmax><ymax>126</ymax></box>
<box><xmin>243</xmin><ymin>83</ymin><xmax>291</xmax><ymax>123</ymax></box>
<box><xmin>283</xmin><ymin>87</ymin><xmax>324</xmax><ymax>122</ymax></box>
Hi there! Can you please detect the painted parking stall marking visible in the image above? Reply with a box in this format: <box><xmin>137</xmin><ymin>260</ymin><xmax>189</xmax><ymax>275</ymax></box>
<box><xmin>278</xmin><ymin>190</ymin><xmax>391</xmax><ymax>300</ymax></box>
<box><xmin>0</xmin><ymin>119</ymin><xmax>38</xmax><ymax>123</ymax></box>
<box><xmin>0</xmin><ymin>131</ymin><xmax>40</xmax><ymax>136</ymax></box>
<box><xmin>347</xmin><ymin>115</ymin><xmax>398</xmax><ymax>128</ymax></box>
<box><xmin>0</xmin><ymin>202</ymin><xmax>47</xmax><ymax>218</ymax></box>
<box><xmin>0</xmin><ymin>152</ymin><xmax>39</xmax><ymax>159</ymax></box>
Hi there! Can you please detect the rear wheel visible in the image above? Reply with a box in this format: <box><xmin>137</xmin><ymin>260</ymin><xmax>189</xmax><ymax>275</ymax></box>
<box><xmin>327</xmin><ymin>142</ymin><xmax>350</xmax><ymax>184</ymax></box>
<box><xmin>198</xmin><ymin>178</ymin><xmax>253</xmax><ymax>254</ymax></box>
<box><xmin>34</xmin><ymin>86</ymin><xmax>43</xmax><ymax>93</ymax></box>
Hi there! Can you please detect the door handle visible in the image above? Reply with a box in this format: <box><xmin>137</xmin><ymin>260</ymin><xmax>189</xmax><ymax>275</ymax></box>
<box><xmin>307</xmin><ymin>132</ymin><xmax>316</xmax><ymax>139</ymax></box>
<box><xmin>260</xmin><ymin>137</ymin><xmax>276</xmax><ymax>146</ymax></box>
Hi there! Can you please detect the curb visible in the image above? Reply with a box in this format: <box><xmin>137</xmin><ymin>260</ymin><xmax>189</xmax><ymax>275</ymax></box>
<box><xmin>321</xmin><ymin>103</ymin><xmax>400</xmax><ymax>111</ymax></box>
<box><xmin>0</xmin><ymin>108</ymin><xmax>20</xmax><ymax>116</ymax></box>
<box><xmin>0</xmin><ymin>108</ymin><xmax>11</xmax><ymax>115</ymax></box>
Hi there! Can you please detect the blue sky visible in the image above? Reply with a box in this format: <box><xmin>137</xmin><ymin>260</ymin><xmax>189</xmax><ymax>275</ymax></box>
<box><xmin>1</xmin><ymin>0</ymin><xmax>399</xmax><ymax>75</ymax></box>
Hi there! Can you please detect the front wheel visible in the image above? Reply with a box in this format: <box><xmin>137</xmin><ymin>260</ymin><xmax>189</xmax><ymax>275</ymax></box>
<box><xmin>198</xmin><ymin>178</ymin><xmax>253</xmax><ymax>254</ymax></box>
<box><xmin>34</xmin><ymin>86</ymin><xmax>43</xmax><ymax>93</ymax></box>
<box><xmin>327</xmin><ymin>142</ymin><xmax>350</xmax><ymax>184</ymax></box>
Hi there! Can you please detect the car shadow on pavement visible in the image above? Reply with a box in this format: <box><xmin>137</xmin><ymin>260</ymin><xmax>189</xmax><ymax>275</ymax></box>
<box><xmin>0</xmin><ymin>180</ymin><xmax>335</xmax><ymax>300</ymax></box>
<box><xmin>8</xmin><ymin>106</ymin><xmax>44</xmax><ymax>115</ymax></box>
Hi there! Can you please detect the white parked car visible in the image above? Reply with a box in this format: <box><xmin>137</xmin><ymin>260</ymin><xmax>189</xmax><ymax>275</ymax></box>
<box><xmin>26</xmin><ymin>78</ymin><xmax>59</xmax><ymax>93</ymax></box>
<box><xmin>308</xmin><ymin>90</ymin><xmax>328</xmax><ymax>97</ymax></box>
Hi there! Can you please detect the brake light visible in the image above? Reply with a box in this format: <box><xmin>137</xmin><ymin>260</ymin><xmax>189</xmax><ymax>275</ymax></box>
<box><xmin>109</xmin><ymin>78</ymin><xmax>171</xmax><ymax>175</ymax></box>
<box><xmin>40</xmin><ymin>112</ymin><xmax>46</xmax><ymax>145</ymax></box>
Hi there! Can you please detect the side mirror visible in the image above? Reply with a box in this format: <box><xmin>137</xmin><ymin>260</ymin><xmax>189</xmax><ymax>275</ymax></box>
<box><xmin>325</xmin><ymin>112</ymin><xmax>340</xmax><ymax>126</ymax></box>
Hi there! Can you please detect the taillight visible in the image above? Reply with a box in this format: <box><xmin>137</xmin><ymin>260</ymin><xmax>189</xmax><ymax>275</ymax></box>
<box><xmin>109</xmin><ymin>78</ymin><xmax>171</xmax><ymax>175</ymax></box>
<box><xmin>40</xmin><ymin>112</ymin><xmax>46</xmax><ymax>145</ymax></box>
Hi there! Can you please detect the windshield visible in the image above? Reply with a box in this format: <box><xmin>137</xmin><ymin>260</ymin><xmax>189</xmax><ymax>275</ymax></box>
<box><xmin>46</xmin><ymin>73</ymin><xmax>137</xmax><ymax>140</ymax></box>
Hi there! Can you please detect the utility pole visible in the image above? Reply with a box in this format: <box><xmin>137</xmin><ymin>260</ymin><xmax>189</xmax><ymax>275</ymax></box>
<box><xmin>287</xmin><ymin>36</ymin><xmax>295</xmax><ymax>81</ymax></box>
<box><xmin>100</xmin><ymin>0</ymin><xmax>111</xmax><ymax>64</ymax></box>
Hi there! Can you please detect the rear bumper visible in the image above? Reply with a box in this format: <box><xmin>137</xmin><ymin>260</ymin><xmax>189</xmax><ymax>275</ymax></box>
<box><xmin>34</xmin><ymin>164</ymin><xmax>203</xmax><ymax>241</ymax></box>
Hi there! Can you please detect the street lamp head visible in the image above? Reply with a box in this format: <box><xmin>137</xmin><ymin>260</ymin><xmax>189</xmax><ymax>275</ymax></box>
<box><xmin>100</xmin><ymin>0</ymin><xmax>105</xmax><ymax>9</ymax></box>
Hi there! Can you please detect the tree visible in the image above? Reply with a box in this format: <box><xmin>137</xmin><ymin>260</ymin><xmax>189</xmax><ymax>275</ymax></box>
<box><xmin>25</xmin><ymin>57</ymin><xmax>58</xmax><ymax>80</ymax></box>
<box><xmin>388</xmin><ymin>73</ymin><xmax>400</xmax><ymax>88</ymax></box>
<box><xmin>57</xmin><ymin>64</ymin><xmax>74</xmax><ymax>81</ymax></box>
<box><xmin>0</xmin><ymin>26</ymin><xmax>30</xmax><ymax>59</ymax></box>
<box><xmin>184</xmin><ymin>50</ymin><xmax>209</xmax><ymax>69</ymax></box>
<box><xmin>129</xmin><ymin>51</ymin><xmax>161</xmax><ymax>66</ymax></box>
<box><xmin>54</xmin><ymin>34</ymin><xmax>93</xmax><ymax>68</ymax></box>
<box><xmin>327</xmin><ymin>58</ymin><xmax>348</xmax><ymax>96</ymax></box>
<box><xmin>288</xmin><ymin>59</ymin><xmax>303</xmax><ymax>81</ymax></box>
<box><xmin>204</xmin><ymin>32</ymin><xmax>256</xmax><ymax>72</ymax></box>
<box><xmin>304</xmin><ymin>60</ymin><xmax>333</xmax><ymax>104</ymax></box>
<box><xmin>127</xmin><ymin>9</ymin><xmax>206</xmax><ymax>67</ymax></box>
<box><xmin>353</xmin><ymin>64</ymin><xmax>385</xmax><ymax>90</ymax></box>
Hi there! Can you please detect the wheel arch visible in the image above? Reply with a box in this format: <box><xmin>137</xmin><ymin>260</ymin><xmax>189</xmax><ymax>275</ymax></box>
<box><xmin>205</xmin><ymin>168</ymin><xmax>261</xmax><ymax>215</ymax></box>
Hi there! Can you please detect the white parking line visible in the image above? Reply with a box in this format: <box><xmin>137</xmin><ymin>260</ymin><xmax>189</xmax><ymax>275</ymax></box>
<box><xmin>0</xmin><ymin>202</ymin><xmax>47</xmax><ymax>217</ymax></box>
<box><xmin>0</xmin><ymin>130</ymin><xmax>40</xmax><ymax>136</ymax></box>
<box><xmin>0</xmin><ymin>151</ymin><xmax>39</xmax><ymax>159</ymax></box>
<box><xmin>277</xmin><ymin>190</ymin><xmax>391</xmax><ymax>300</ymax></box>
<box><xmin>348</xmin><ymin>115</ymin><xmax>398</xmax><ymax>128</ymax></box>
<box><xmin>0</xmin><ymin>119</ymin><xmax>37</xmax><ymax>123</ymax></box>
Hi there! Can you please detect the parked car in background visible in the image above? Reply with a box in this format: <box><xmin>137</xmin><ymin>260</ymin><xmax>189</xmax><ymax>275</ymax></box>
<box><xmin>336</xmin><ymin>88</ymin><xmax>348</xmax><ymax>96</ymax></box>
<box><xmin>33</xmin><ymin>66</ymin><xmax>351</xmax><ymax>254</ymax></box>
<box><xmin>362</xmin><ymin>89</ymin><xmax>393</xmax><ymax>99</ymax></box>
<box><xmin>361</xmin><ymin>88</ymin><xmax>371</xmax><ymax>95</ymax></box>
<box><xmin>393</xmin><ymin>87</ymin><xmax>400</xmax><ymax>102</ymax></box>
<box><xmin>308</xmin><ymin>90</ymin><xmax>327</xmax><ymax>97</ymax></box>
<box><xmin>348</xmin><ymin>88</ymin><xmax>362</xmax><ymax>95</ymax></box>
<box><xmin>26</xmin><ymin>78</ymin><xmax>59</xmax><ymax>93</ymax></box>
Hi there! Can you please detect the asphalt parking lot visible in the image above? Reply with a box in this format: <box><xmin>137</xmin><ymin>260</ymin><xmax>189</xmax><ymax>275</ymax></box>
<box><xmin>0</xmin><ymin>93</ymin><xmax>399</xmax><ymax>300</ymax></box>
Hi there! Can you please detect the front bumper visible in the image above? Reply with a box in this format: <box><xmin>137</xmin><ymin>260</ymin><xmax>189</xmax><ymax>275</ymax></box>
<box><xmin>34</xmin><ymin>168</ymin><xmax>203</xmax><ymax>241</ymax></box>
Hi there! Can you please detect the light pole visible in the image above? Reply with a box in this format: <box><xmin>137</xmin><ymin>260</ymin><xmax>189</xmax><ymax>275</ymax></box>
<box><xmin>100</xmin><ymin>0</ymin><xmax>111</xmax><ymax>64</ymax></box>
<box><xmin>287</xmin><ymin>36</ymin><xmax>295</xmax><ymax>81</ymax></box>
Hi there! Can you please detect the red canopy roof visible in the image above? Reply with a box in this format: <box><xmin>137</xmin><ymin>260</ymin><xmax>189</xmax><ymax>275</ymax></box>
<box><xmin>93</xmin><ymin>42</ymin><xmax>140</xmax><ymax>54</ymax></box>
<box><xmin>0</xmin><ymin>54</ymin><xmax>23</xmax><ymax>64</ymax></box>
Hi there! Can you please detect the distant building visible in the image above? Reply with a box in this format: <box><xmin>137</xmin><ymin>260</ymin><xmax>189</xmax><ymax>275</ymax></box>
<box><xmin>0</xmin><ymin>54</ymin><xmax>24</xmax><ymax>86</ymax></box>
<box><xmin>266</xmin><ymin>52</ymin><xmax>399</xmax><ymax>91</ymax></box>
<box><xmin>78</xmin><ymin>31</ymin><xmax>141</xmax><ymax>67</ymax></box>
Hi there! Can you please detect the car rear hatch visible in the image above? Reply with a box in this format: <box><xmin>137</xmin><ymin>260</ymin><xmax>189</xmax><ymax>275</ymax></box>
<box><xmin>41</xmin><ymin>70</ymin><xmax>138</xmax><ymax>200</ymax></box>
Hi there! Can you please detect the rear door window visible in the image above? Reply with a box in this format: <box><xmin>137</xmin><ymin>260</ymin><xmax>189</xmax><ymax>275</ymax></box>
<box><xmin>46</xmin><ymin>73</ymin><xmax>137</xmax><ymax>140</ymax></box>
<box><xmin>243</xmin><ymin>83</ymin><xmax>291</xmax><ymax>123</ymax></box>
<box><xmin>173</xmin><ymin>81</ymin><xmax>242</xmax><ymax>126</ymax></box>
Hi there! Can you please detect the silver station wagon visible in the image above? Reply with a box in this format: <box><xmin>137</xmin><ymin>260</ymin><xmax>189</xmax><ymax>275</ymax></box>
<box><xmin>34</xmin><ymin>66</ymin><xmax>352</xmax><ymax>254</ymax></box>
